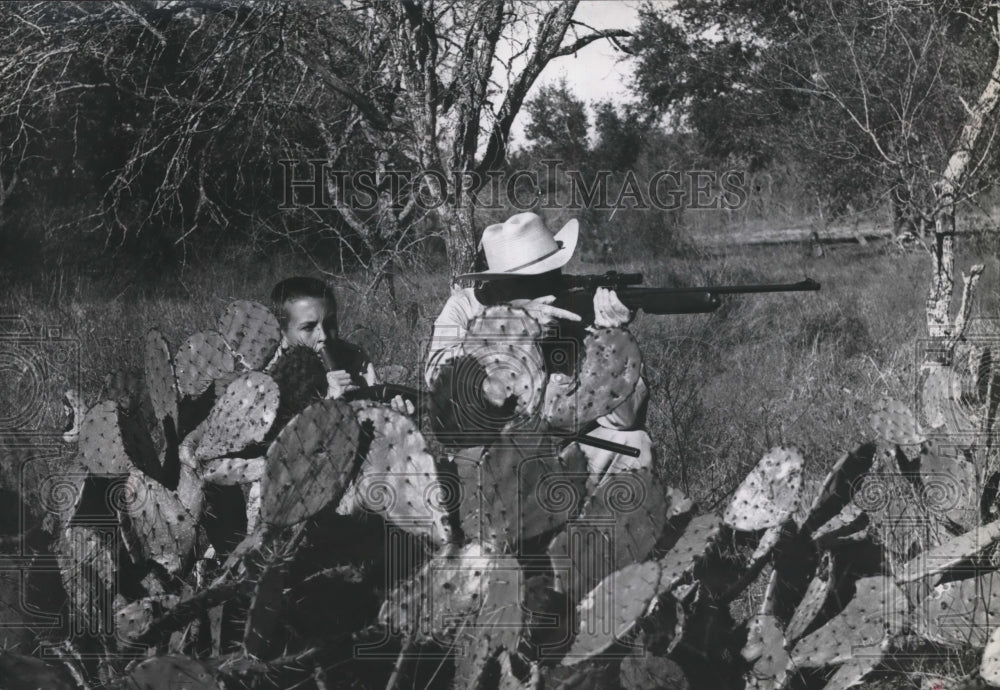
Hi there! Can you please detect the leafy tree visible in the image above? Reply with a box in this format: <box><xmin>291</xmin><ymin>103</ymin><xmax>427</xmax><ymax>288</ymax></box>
<box><xmin>0</xmin><ymin>0</ymin><xmax>632</xmax><ymax>286</ymax></box>
<box><xmin>632</xmin><ymin>0</ymin><xmax>1000</xmax><ymax>422</ymax></box>
<box><xmin>521</xmin><ymin>78</ymin><xmax>591</xmax><ymax>168</ymax></box>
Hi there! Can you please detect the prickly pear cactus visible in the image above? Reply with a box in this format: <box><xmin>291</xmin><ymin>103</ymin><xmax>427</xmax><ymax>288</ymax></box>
<box><xmin>449</xmin><ymin>555</ymin><xmax>525</xmax><ymax>689</ymax></box>
<box><xmin>115</xmin><ymin>594</ymin><xmax>180</xmax><ymax>644</ymax></box>
<box><xmin>919</xmin><ymin>447</ymin><xmax>978</xmax><ymax>529</ymax></box>
<box><xmin>201</xmin><ymin>456</ymin><xmax>265</xmax><ymax>485</ymax></box>
<box><xmin>0</xmin><ymin>651</ymin><xmax>77</xmax><ymax>690</ymax></box>
<box><xmin>123</xmin><ymin>655</ymin><xmax>219</xmax><ymax>689</ymax></box>
<box><xmin>549</xmin><ymin>468</ymin><xmax>688</xmax><ymax>604</ymax></box>
<box><xmin>810</xmin><ymin>503</ymin><xmax>866</xmax><ymax>545</ymax></box>
<box><xmin>789</xmin><ymin>575</ymin><xmax>906</xmax><ymax>668</ymax></box>
<box><xmin>144</xmin><ymin>329</ymin><xmax>179</xmax><ymax>430</ymax></box>
<box><xmin>380</xmin><ymin>541</ymin><xmax>500</xmax><ymax>643</ymax></box>
<box><xmin>620</xmin><ymin>654</ymin><xmax>690</xmax><ymax>690</ymax></box>
<box><xmin>456</xmin><ymin>434</ymin><xmax>588</xmax><ymax>550</ymax></box>
<box><xmin>54</xmin><ymin>524</ymin><xmax>119</xmax><ymax>635</ymax></box>
<box><xmin>173</xmin><ymin>330</ymin><xmax>235</xmax><ymax>398</ymax></box>
<box><xmin>261</xmin><ymin>398</ymin><xmax>361</xmax><ymax>527</ymax></box>
<box><xmin>918</xmin><ymin>362</ymin><xmax>964</xmax><ymax>432</ymax></box>
<box><xmin>194</xmin><ymin>371</ymin><xmax>278</xmax><ymax>461</ymax></box>
<box><xmin>724</xmin><ymin>447</ymin><xmax>804</xmax><ymax>531</ymax></box>
<box><xmin>800</xmin><ymin>443</ymin><xmax>876</xmax><ymax>538</ymax></box>
<box><xmin>785</xmin><ymin>552</ymin><xmax>833</xmax><ymax>643</ymax></box>
<box><xmin>218</xmin><ymin>299</ymin><xmax>281</xmax><ymax>371</ymax></box>
<box><xmin>914</xmin><ymin>572</ymin><xmax>1000</xmax><ymax>647</ymax></box>
<box><xmin>564</xmin><ymin>560</ymin><xmax>662</xmax><ymax>663</ymax></box>
<box><xmin>657</xmin><ymin>512</ymin><xmax>722</xmax><ymax>592</ymax></box>
<box><xmin>269</xmin><ymin>345</ymin><xmax>328</xmax><ymax>428</ymax></box>
<box><xmin>542</xmin><ymin>327</ymin><xmax>642</xmax><ymax>432</ymax></box>
<box><xmin>981</xmin><ymin>626</ymin><xmax>1000</xmax><ymax>686</ymax></box>
<box><xmin>464</xmin><ymin>305</ymin><xmax>546</xmax><ymax>414</ymax></box>
<box><xmin>77</xmin><ymin>400</ymin><xmax>134</xmax><ymax>475</ymax></box>
<box><xmin>742</xmin><ymin>613</ymin><xmax>788</xmax><ymax>690</ymax></box>
<box><xmin>124</xmin><ymin>468</ymin><xmax>202</xmax><ymax>574</ymax></box>
<box><xmin>898</xmin><ymin>519</ymin><xmax>1000</xmax><ymax>585</ymax></box>
<box><xmin>347</xmin><ymin>404</ymin><xmax>449</xmax><ymax>544</ymax></box>
<box><xmin>825</xmin><ymin>651</ymin><xmax>886</xmax><ymax>690</ymax></box>
<box><xmin>244</xmin><ymin>557</ymin><xmax>287</xmax><ymax>659</ymax></box>
<box><xmin>869</xmin><ymin>397</ymin><xmax>926</xmax><ymax>445</ymax></box>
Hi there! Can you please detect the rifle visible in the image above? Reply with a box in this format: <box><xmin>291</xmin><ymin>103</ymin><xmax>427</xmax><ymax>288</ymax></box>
<box><xmin>475</xmin><ymin>271</ymin><xmax>820</xmax><ymax>319</ymax></box>
<box><xmin>557</xmin><ymin>272</ymin><xmax>821</xmax><ymax>317</ymax></box>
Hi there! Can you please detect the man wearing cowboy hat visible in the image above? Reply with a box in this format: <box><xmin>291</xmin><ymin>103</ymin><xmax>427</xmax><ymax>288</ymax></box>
<box><xmin>425</xmin><ymin>212</ymin><xmax>652</xmax><ymax>482</ymax></box>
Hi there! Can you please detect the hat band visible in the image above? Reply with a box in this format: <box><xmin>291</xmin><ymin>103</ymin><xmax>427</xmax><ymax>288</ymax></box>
<box><xmin>498</xmin><ymin>241</ymin><xmax>563</xmax><ymax>274</ymax></box>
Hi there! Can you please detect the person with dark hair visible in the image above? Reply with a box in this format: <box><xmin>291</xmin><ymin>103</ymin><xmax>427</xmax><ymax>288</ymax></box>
<box><xmin>267</xmin><ymin>276</ymin><xmax>375</xmax><ymax>398</ymax></box>
<box><xmin>267</xmin><ymin>277</ymin><xmax>415</xmax><ymax>417</ymax></box>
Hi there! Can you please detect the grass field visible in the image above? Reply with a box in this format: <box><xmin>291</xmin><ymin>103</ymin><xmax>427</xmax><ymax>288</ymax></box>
<box><xmin>3</xmin><ymin>237</ymin><xmax>997</xmax><ymax>505</ymax></box>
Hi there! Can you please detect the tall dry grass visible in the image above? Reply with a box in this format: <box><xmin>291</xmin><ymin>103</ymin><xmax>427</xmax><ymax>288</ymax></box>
<box><xmin>4</xmin><ymin>237</ymin><xmax>994</xmax><ymax>514</ymax></box>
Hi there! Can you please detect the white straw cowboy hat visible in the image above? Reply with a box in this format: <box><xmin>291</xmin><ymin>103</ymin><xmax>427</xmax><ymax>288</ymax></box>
<box><xmin>457</xmin><ymin>212</ymin><xmax>578</xmax><ymax>280</ymax></box>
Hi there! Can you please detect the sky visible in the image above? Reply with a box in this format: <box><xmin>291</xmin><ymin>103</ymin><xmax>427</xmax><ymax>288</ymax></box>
<box><xmin>506</xmin><ymin>1</ymin><xmax>644</xmax><ymax>146</ymax></box>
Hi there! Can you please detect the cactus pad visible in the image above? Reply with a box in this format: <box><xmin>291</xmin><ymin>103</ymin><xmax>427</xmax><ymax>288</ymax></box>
<box><xmin>785</xmin><ymin>552</ymin><xmax>833</xmax><ymax>643</ymax></box>
<box><xmin>124</xmin><ymin>468</ymin><xmax>202</xmax><ymax>574</ymax></box>
<box><xmin>821</xmin><ymin>649</ymin><xmax>885</xmax><ymax>690</ymax></box>
<box><xmin>742</xmin><ymin>614</ymin><xmax>788</xmax><ymax>690</ymax></box>
<box><xmin>800</xmin><ymin>443</ymin><xmax>876</xmax><ymax>538</ymax></box>
<box><xmin>914</xmin><ymin>572</ymin><xmax>1000</xmax><ymax>647</ymax></box>
<box><xmin>201</xmin><ymin>456</ymin><xmax>265</xmax><ymax>485</ymax></box>
<box><xmin>194</xmin><ymin>371</ymin><xmax>278</xmax><ymax>461</ymax></box>
<box><xmin>124</xmin><ymin>655</ymin><xmax>218</xmax><ymax>689</ymax></box>
<box><xmin>898</xmin><ymin>519</ymin><xmax>1000</xmax><ymax>584</ymax></box>
<box><xmin>464</xmin><ymin>306</ymin><xmax>546</xmax><ymax>414</ymax></box>
<box><xmin>174</xmin><ymin>330</ymin><xmax>235</xmax><ymax>398</ymax></box>
<box><xmin>790</xmin><ymin>576</ymin><xmax>906</xmax><ymax>668</ymax></box>
<box><xmin>449</xmin><ymin>555</ymin><xmax>524</xmax><ymax>688</ymax></box>
<box><xmin>457</xmin><ymin>434</ymin><xmax>588</xmax><ymax>550</ymax></box>
<box><xmin>981</xmin><ymin>626</ymin><xmax>1000</xmax><ymax>686</ymax></box>
<box><xmin>55</xmin><ymin>524</ymin><xmax>118</xmax><ymax>633</ymax></box>
<box><xmin>428</xmin><ymin>354</ymin><xmax>519</xmax><ymax>447</ymax></box>
<box><xmin>144</xmin><ymin>329</ymin><xmax>179</xmax><ymax>430</ymax></box>
<box><xmin>381</xmin><ymin>541</ymin><xmax>500</xmax><ymax>642</ymax></box>
<box><xmin>261</xmin><ymin>398</ymin><xmax>361</xmax><ymax>527</ymax></box>
<box><xmin>869</xmin><ymin>397</ymin><xmax>926</xmax><ymax>445</ymax></box>
<box><xmin>658</xmin><ymin>513</ymin><xmax>722</xmax><ymax>589</ymax></box>
<box><xmin>919</xmin><ymin>448</ymin><xmax>978</xmax><ymax>528</ymax></box>
<box><xmin>115</xmin><ymin>594</ymin><xmax>180</xmax><ymax>644</ymax></box>
<box><xmin>564</xmin><ymin>560</ymin><xmax>662</xmax><ymax>663</ymax></box>
<box><xmin>620</xmin><ymin>655</ymin><xmax>690</xmax><ymax>690</ymax></box>
<box><xmin>853</xmin><ymin>452</ymin><xmax>945</xmax><ymax>563</ymax></box>
<box><xmin>811</xmin><ymin>503</ymin><xmax>866</xmax><ymax>545</ymax></box>
<box><xmin>543</xmin><ymin>328</ymin><xmax>642</xmax><ymax>432</ymax></box>
<box><xmin>218</xmin><ymin>299</ymin><xmax>281</xmax><ymax>371</ymax></box>
<box><xmin>350</xmin><ymin>404</ymin><xmax>450</xmax><ymax>544</ymax></box>
<box><xmin>244</xmin><ymin>558</ymin><xmax>287</xmax><ymax>659</ymax></box>
<box><xmin>77</xmin><ymin>400</ymin><xmax>134</xmax><ymax>476</ymax></box>
<box><xmin>724</xmin><ymin>447</ymin><xmax>804</xmax><ymax>531</ymax></box>
<box><xmin>918</xmin><ymin>362</ymin><xmax>962</xmax><ymax>432</ymax></box>
<box><xmin>549</xmin><ymin>466</ymin><xmax>677</xmax><ymax>603</ymax></box>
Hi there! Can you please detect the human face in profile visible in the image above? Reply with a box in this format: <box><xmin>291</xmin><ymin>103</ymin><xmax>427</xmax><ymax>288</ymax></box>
<box><xmin>283</xmin><ymin>297</ymin><xmax>329</xmax><ymax>352</ymax></box>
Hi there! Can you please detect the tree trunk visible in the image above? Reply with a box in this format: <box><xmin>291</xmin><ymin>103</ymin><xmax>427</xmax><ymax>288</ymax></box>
<box><xmin>917</xmin><ymin>12</ymin><xmax>998</xmax><ymax>439</ymax></box>
<box><xmin>924</xmin><ymin>8</ymin><xmax>1000</xmax><ymax>344</ymax></box>
<box><xmin>440</xmin><ymin>202</ymin><xmax>477</xmax><ymax>281</ymax></box>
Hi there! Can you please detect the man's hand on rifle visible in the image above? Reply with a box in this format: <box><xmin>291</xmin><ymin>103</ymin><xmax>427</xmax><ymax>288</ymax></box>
<box><xmin>593</xmin><ymin>287</ymin><xmax>633</xmax><ymax>328</ymax></box>
<box><xmin>509</xmin><ymin>295</ymin><xmax>582</xmax><ymax>327</ymax></box>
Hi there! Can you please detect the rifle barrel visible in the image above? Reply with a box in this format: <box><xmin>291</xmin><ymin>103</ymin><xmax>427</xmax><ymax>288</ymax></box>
<box><xmin>650</xmin><ymin>278</ymin><xmax>821</xmax><ymax>295</ymax></box>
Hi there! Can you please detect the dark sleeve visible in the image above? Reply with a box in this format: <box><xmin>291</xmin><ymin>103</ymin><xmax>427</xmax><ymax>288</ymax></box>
<box><xmin>325</xmin><ymin>338</ymin><xmax>372</xmax><ymax>388</ymax></box>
